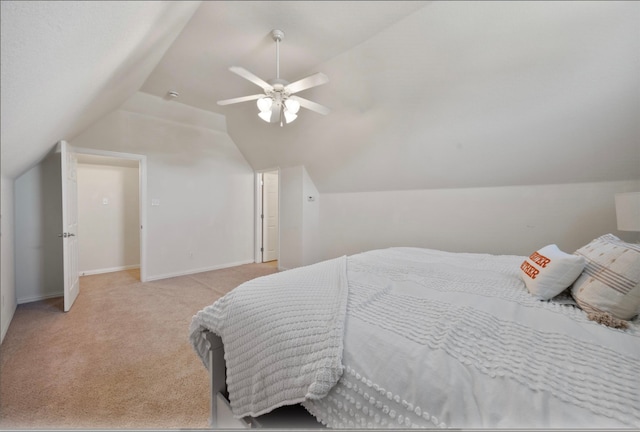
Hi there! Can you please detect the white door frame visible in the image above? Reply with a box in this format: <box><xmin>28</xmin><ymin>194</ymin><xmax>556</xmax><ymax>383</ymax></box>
<box><xmin>73</xmin><ymin>147</ymin><xmax>148</xmax><ymax>282</ymax></box>
<box><xmin>254</xmin><ymin>168</ymin><xmax>280</xmax><ymax>264</ymax></box>
<box><xmin>262</xmin><ymin>170</ymin><xmax>279</xmax><ymax>262</ymax></box>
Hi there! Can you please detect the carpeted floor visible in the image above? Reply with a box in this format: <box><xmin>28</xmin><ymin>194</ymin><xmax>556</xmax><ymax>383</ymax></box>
<box><xmin>0</xmin><ymin>262</ymin><xmax>278</xmax><ymax>430</ymax></box>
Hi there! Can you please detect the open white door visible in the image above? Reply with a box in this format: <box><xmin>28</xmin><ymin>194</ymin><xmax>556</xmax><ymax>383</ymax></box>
<box><xmin>60</xmin><ymin>141</ymin><xmax>80</xmax><ymax>311</ymax></box>
<box><xmin>262</xmin><ymin>171</ymin><xmax>279</xmax><ymax>262</ymax></box>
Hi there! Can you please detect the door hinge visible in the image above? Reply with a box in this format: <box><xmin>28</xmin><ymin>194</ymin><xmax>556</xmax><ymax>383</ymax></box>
<box><xmin>260</xmin><ymin>247</ymin><xmax>264</xmax><ymax>252</ymax></box>
<box><xmin>261</xmin><ymin>214</ymin><xmax>264</xmax><ymax>219</ymax></box>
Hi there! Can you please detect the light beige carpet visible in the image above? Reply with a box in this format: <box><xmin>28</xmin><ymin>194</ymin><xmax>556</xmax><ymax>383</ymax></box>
<box><xmin>0</xmin><ymin>262</ymin><xmax>278</xmax><ymax>430</ymax></box>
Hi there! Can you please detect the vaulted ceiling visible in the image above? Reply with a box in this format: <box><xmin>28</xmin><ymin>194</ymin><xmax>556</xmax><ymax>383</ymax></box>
<box><xmin>2</xmin><ymin>1</ymin><xmax>639</xmax><ymax>193</ymax></box>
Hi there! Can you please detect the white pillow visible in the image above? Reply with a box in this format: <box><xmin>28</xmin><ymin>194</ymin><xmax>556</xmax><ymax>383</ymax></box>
<box><xmin>520</xmin><ymin>244</ymin><xmax>586</xmax><ymax>300</ymax></box>
<box><xmin>571</xmin><ymin>234</ymin><xmax>640</xmax><ymax>320</ymax></box>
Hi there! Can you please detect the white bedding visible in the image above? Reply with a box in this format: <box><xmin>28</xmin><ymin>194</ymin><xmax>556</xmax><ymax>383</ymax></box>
<box><xmin>191</xmin><ymin>247</ymin><xmax>640</xmax><ymax>428</ymax></box>
<box><xmin>189</xmin><ymin>255</ymin><xmax>348</xmax><ymax>418</ymax></box>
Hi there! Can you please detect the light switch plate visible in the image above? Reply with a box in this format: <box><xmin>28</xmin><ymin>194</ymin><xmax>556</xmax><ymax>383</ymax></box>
<box><xmin>151</xmin><ymin>198</ymin><xmax>160</xmax><ymax>206</ymax></box>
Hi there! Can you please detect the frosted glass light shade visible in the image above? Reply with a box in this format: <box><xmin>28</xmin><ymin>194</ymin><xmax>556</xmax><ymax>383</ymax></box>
<box><xmin>284</xmin><ymin>110</ymin><xmax>297</xmax><ymax>123</ymax></box>
<box><xmin>257</xmin><ymin>97</ymin><xmax>273</xmax><ymax>112</ymax></box>
<box><xmin>615</xmin><ymin>192</ymin><xmax>640</xmax><ymax>231</ymax></box>
<box><xmin>258</xmin><ymin>110</ymin><xmax>272</xmax><ymax>122</ymax></box>
<box><xmin>284</xmin><ymin>98</ymin><xmax>300</xmax><ymax>114</ymax></box>
<box><xmin>257</xmin><ymin>96</ymin><xmax>300</xmax><ymax>124</ymax></box>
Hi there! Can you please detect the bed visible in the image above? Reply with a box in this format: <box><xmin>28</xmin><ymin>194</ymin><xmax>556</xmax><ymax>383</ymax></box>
<box><xmin>189</xmin><ymin>234</ymin><xmax>640</xmax><ymax>429</ymax></box>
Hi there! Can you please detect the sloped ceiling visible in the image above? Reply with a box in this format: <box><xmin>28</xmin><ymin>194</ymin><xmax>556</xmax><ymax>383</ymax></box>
<box><xmin>0</xmin><ymin>1</ymin><xmax>201</xmax><ymax>179</ymax></box>
<box><xmin>143</xmin><ymin>1</ymin><xmax>640</xmax><ymax>193</ymax></box>
<box><xmin>141</xmin><ymin>1</ymin><xmax>429</xmax><ymax>114</ymax></box>
<box><xmin>2</xmin><ymin>1</ymin><xmax>639</xmax><ymax>193</ymax></box>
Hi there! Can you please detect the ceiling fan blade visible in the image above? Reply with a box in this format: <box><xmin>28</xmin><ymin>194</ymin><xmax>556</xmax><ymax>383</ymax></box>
<box><xmin>285</xmin><ymin>72</ymin><xmax>329</xmax><ymax>94</ymax></box>
<box><xmin>289</xmin><ymin>95</ymin><xmax>330</xmax><ymax>116</ymax></box>
<box><xmin>217</xmin><ymin>94</ymin><xmax>265</xmax><ymax>106</ymax></box>
<box><xmin>229</xmin><ymin>67</ymin><xmax>273</xmax><ymax>91</ymax></box>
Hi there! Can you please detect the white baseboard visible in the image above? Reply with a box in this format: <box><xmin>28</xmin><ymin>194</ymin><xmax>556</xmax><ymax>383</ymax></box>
<box><xmin>1</xmin><ymin>302</ymin><xmax>17</xmax><ymax>345</ymax></box>
<box><xmin>17</xmin><ymin>291</ymin><xmax>63</xmax><ymax>305</ymax></box>
<box><xmin>80</xmin><ymin>264</ymin><xmax>140</xmax><ymax>276</ymax></box>
<box><xmin>145</xmin><ymin>260</ymin><xmax>255</xmax><ymax>282</ymax></box>
<box><xmin>14</xmin><ymin>261</ymin><xmax>254</xmax><ymax>304</ymax></box>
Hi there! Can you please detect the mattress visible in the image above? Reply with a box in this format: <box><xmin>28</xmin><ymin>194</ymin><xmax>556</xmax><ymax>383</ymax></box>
<box><xmin>191</xmin><ymin>247</ymin><xmax>640</xmax><ymax>428</ymax></box>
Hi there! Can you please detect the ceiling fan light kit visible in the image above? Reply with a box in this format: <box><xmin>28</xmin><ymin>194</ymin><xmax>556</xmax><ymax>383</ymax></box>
<box><xmin>217</xmin><ymin>29</ymin><xmax>329</xmax><ymax>127</ymax></box>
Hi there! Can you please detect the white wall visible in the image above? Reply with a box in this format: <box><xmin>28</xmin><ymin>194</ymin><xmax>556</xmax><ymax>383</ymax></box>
<box><xmin>1</xmin><ymin>176</ymin><xmax>17</xmax><ymax>344</ymax></box>
<box><xmin>318</xmin><ymin>180</ymin><xmax>640</xmax><ymax>261</ymax></box>
<box><xmin>302</xmin><ymin>168</ymin><xmax>321</xmax><ymax>265</ymax></box>
<box><xmin>14</xmin><ymin>149</ymin><xmax>64</xmax><ymax>304</ymax></box>
<box><xmin>279</xmin><ymin>165</ymin><xmax>321</xmax><ymax>270</ymax></box>
<box><xmin>279</xmin><ymin>167</ymin><xmax>303</xmax><ymax>270</ymax></box>
<box><xmin>77</xmin><ymin>163</ymin><xmax>140</xmax><ymax>275</ymax></box>
<box><xmin>70</xmin><ymin>92</ymin><xmax>254</xmax><ymax>280</ymax></box>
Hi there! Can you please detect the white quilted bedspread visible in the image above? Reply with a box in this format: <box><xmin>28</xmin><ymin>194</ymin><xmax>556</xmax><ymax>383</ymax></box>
<box><xmin>190</xmin><ymin>247</ymin><xmax>640</xmax><ymax>428</ymax></box>
<box><xmin>303</xmin><ymin>248</ymin><xmax>640</xmax><ymax>429</ymax></box>
<box><xmin>189</xmin><ymin>256</ymin><xmax>348</xmax><ymax>418</ymax></box>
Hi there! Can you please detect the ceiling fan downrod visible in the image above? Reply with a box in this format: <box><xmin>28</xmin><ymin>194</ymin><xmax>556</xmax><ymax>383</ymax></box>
<box><xmin>272</xmin><ymin>29</ymin><xmax>284</xmax><ymax>80</ymax></box>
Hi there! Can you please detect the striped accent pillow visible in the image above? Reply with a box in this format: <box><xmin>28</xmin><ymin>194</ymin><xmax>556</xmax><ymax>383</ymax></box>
<box><xmin>571</xmin><ymin>234</ymin><xmax>640</xmax><ymax>320</ymax></box>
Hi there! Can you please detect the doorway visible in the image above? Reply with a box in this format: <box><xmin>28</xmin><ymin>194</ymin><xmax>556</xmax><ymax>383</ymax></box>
<box><xmin>74</xmin><ymin>148</ymin><xmax>147</xmax><ymax>282</ymax></box>
<box><xmin>256</xmin><ymin>170</ymin><xmax>279</xmax><ymax>264</ymax></box>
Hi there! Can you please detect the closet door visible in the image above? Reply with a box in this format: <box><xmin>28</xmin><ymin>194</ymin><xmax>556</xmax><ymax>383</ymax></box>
<box><xmin>59</xmin><ymin>140</ymin><xmax>80</xmax><ymax>311</ymax></box>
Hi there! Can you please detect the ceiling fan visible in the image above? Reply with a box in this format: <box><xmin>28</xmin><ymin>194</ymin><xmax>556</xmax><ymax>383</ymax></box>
<box><xmin>217</xmin><ymin>29</ymin><xmax>330</xmax><ymax>127</ymax></box>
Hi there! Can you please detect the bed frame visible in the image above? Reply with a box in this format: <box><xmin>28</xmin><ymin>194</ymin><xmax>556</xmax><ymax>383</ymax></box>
<box><xmin>204</xmin><ymin>331</ymin><xmax>323</xmax><ymax>429</ymax></box>
<box><xmin>204</xmin><ymin>331</ymin><xmax>254</xmax><ymax>428</ymax></box>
